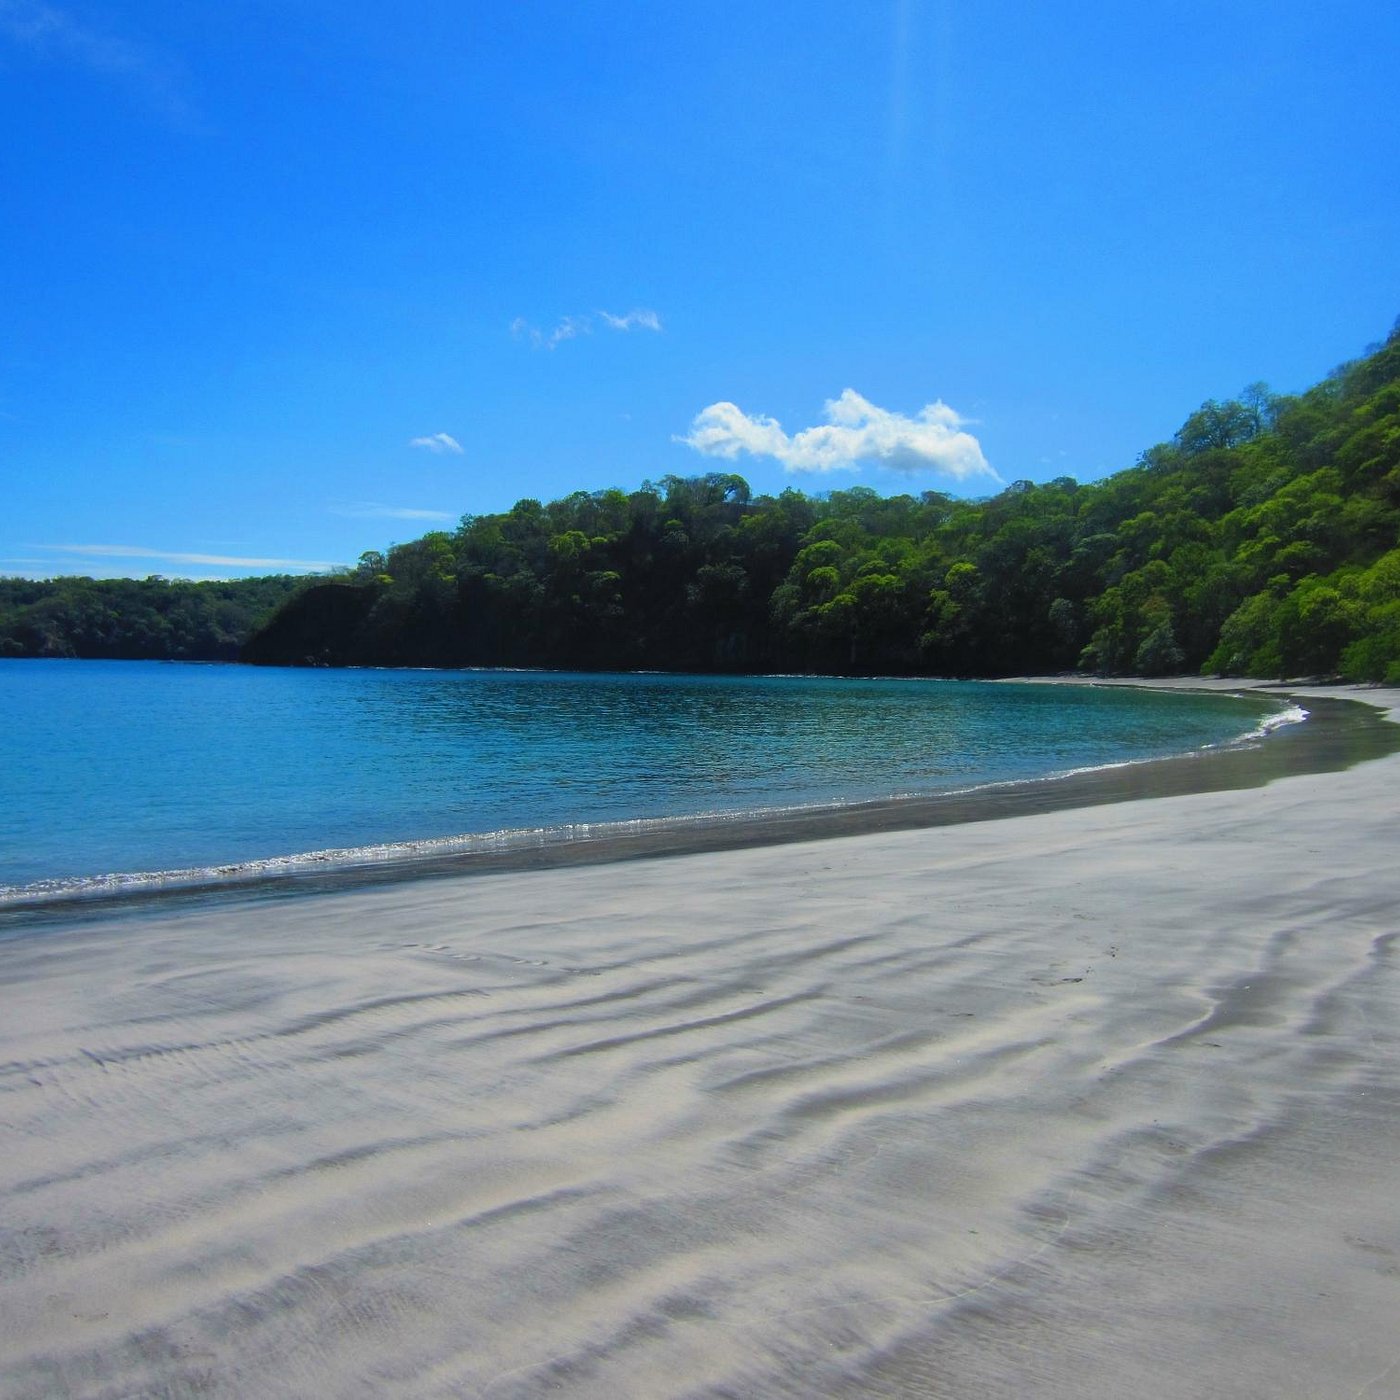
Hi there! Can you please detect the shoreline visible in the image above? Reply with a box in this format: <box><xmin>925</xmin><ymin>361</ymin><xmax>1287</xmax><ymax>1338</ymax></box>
<box><xmin>4</xmin><ymin>678</ymin><xmax>1396</xmax><ymax>929</ymax></box>
<box><xmin>4</xmin><ymin>682</ymin><xmax>1400</xmax><ymax>1396</ymax></box>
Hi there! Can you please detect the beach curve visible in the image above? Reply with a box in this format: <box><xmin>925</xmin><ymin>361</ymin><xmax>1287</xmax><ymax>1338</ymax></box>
<box><xmin>3</xmin><ymin>680</ymin><xmax>1399</xmax><ymax>1398</ymax></box>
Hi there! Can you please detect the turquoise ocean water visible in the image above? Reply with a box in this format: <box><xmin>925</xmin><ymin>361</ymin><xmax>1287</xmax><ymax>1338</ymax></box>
<box><xmin>0</xmin><ymin>661</ymin><xmax>1291</xmax><ymax>900</ymax></box>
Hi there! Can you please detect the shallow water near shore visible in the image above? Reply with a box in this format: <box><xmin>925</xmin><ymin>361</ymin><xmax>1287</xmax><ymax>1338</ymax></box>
<box><xmin>0</xmin><ymin>661</ymin><xmax>1303</xmax><ymax>911</ymax></box>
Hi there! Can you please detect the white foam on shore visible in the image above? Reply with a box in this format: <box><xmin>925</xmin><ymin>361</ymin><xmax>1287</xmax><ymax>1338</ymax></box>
<box><xmin>1236</xmin><ymin>701</ymin><xmax>1309</xmax><ymax>740</ymax></box>
<box><xmin>0</xmin><ymin>805</ymin><xmax>843</xmax><ymax>908</ymax></box>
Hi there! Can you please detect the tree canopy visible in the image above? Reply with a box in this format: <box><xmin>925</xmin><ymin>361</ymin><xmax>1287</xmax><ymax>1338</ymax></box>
<box><xmin>12</xmin><ymin>323</ymin><xmax>1400</xmax><ymax>683</ymax></box>
<box><xmin>245</xmin><ymin>325</ymin><xmax>1400</xmax><ymax>682</ymax></box>
<box><xmin>0</xmin><ymin>575</ymin><xmax>310</xmax><ymax>661</ymax></box>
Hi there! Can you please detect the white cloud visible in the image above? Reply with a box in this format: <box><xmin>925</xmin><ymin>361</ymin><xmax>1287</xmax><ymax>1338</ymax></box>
<box><xmin>331</xmin><ymin>503</ymin><xmax>455</xmax><ymax>522</ymax></box>
<box><xmin>598</xmin><ymin>307</ymin><xmax>662</xmax><ymax>333</ymax></box>
<box><xmin>37</xmin><ymin>544</ymin><xmax>339</xmax><ymax>571</ymax></box>
<box><xmin>511</xmin><ymin>315</ymin><xmax>590</xmax><ymax>351</ymax></box>
<box><xmin>408</xmin><ymin>432</ymin><xmax>463</xmax><ymax>455</ymax></box>
<box><xmin>512</xmin><ymin>307</ymin><xmax>662</xmax><ymax>349</ymax></box>
<box><xmin>678</xmin><ymin>389</ymin><xmax>997</xmax><ymax>481</ymax></box>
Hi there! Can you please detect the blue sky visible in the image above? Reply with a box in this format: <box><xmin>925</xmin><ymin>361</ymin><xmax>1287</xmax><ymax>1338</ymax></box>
<box><xmin>2</xmin><ymin>1</ymin><xmax>1398</xmax><ymax>579</ymax></box>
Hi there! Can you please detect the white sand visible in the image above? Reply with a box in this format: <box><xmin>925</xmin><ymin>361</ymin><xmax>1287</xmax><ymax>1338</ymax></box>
<box><xmin>3</xmin><ymin>682</ymin><xmax>1399</xmax><ymax>1399</ymax></box>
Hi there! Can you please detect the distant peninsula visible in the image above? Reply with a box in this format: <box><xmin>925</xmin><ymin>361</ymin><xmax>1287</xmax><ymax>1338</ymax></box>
<box><xmin>6</xmin><ymin>324</ymin><xmax>1398</xmax><ymax>683</ymax></box>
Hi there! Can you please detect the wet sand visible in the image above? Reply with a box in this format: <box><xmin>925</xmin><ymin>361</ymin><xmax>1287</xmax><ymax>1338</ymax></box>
<box><xmin>3</xmin><ymin>681</ymin><xmax>1399</xmax><ymax>1398</ymax></box>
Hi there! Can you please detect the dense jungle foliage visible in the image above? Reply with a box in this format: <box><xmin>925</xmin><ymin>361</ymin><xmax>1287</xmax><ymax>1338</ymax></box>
<box><xmin>0</xmin><ymin>575</ymin><xmax>309</xmax><ymax>660</ymax></box>
<box><xmin>244</xmin><ymin>326</ymin><xmax>1400</xmax><ymax>681</ymax></box>
<box><xmin>9</xmin><ymin>326</ymin><xmax>1398</xmax><ymax>680</ymax></box>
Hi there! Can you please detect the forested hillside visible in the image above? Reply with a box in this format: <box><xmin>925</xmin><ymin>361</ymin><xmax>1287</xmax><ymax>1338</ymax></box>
<box><xmin>0</xmin><ymin>575</ymin><xmax>310</xmax><ymax>661</ymax></box>
<box><xmin>244</xmin><ymin>326</ymin><xmax>1400</xmax><ymax>682</ymax></box>
<box><xmin>9</xmin><ymin>327</ymin><xmax>1395</xmax><ymax>679</ymax></box>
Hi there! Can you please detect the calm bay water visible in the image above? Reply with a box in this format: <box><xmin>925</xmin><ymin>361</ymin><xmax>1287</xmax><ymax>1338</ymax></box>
<box><xmin>2</xmin><ymin>655</ymin><xmax>1288</xmax><ymax>896</ymax></box>
<box><xmin>0</xmin><ymin>660</ymin><xmax>1284</xmax><ymax>897</ymax></box>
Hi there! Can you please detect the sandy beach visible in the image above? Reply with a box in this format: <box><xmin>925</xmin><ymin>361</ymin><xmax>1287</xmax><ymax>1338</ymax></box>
<box><xmin>4</xmin><ymin>680</ymin><xmax>1400</xmax><ymax>1399</ymax></box>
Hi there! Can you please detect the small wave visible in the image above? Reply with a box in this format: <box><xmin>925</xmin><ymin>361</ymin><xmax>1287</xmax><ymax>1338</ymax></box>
<box><xmin>1236</xmin><ymin>703</ymin><xmax>1309</xmax><ymax>742</ymax></box>
<box><xmin>0</xmin><ymin>799</ymin><xmax>861</xmax><ymax>910</ymax></box>
<box><xmin>1187</xmin><ymin>701</ymin><xmax>1310</xmax><ymax>751</ymax></box>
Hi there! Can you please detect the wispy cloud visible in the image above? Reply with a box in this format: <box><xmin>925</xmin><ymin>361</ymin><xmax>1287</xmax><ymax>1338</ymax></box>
<box><xmin>597</xmin><ymin>307</ymin><xmax>662</xmax><ymax>333</ymax></box>
<box><xmin>408</xmin><ymin>432</ymin><xmax>464</xmax><ymax>455</ymax></box>
<box><xmin>511</xmin><ymin>315</ymin><xmax>589</xmax><ymax>351</ymax></box>
<box><xmin>679</xmin><ymin>389</ymin><xmax>997</xmax><ymax>482</ymax></box>
<box><xmin>36</xmin><ymin>544</ymin><xmax>339</xmax><ymax>571</ymax></box>
<box><xmin>512</xmin><ymin>307</ymin><xmax>662</xmax><ymax>350</ymax></box>
<box><xmin>330</xmin><ymin>503</ymin><xmax>455</xmax><ymax>523</ymax></box>
<box><xmin>0</xmin><ymin>1</ymin><xmax>193</xmax><ymax>120</ymax></box>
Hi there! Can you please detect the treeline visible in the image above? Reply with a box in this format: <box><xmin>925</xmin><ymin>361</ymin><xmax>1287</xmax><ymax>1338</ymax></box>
<box><xmin>0</xmin><ymin>575</ymin><xmax>310</xmax><ymax>661</ymax></box>
<box><xmin>245</xmin><ymin>325</ymin><xmax>1400</xmax><ymax>682</ymax></box>
<box><xmin>10</xmin><ymin>326</ymin><xmax>1397</xmax><ymax>680</ymax></box>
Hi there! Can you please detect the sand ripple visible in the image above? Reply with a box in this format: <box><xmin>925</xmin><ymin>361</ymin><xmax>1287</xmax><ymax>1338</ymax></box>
<box><xmin>4</xmin><ymin>737</ymin><xmax>1400</xmax><ymax>1397</ymax></box>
